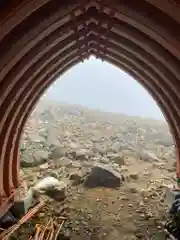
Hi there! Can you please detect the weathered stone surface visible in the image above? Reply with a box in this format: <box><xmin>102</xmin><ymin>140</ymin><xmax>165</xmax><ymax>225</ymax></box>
<box><xmin>32</xmin><ymin>177</ymin><xmax>68</xmax><ymax>201</ymax></box>
<box><xmin>50</xmin><ymin>146</ymin><xmax>67</xmax><ymax>159</ymax></box>
<box><xmin>110</xmin><ymin>154</ymin><xmax>125</xmax><ymax>166</ymax></box>
<box><xmin>34</xmin><ymin>150</ymin><xmax>49</xmax><ymax>162</ymax></box>
<box><xmin>12</xmin><ymin>176</ymin><xmax>34</xmax><ymax>218</ymax></box>
<box><xmin>139</xmin><ymin>150</ymin><xmax>159</xmax><ymax>162</ymax></box>
<box><xmin>54</xmin><ymin>157</ymin><xmax>72</xmax><ymax>168</ymax></box>
<box><xmin>46</xmin><ymin>184</ymin><xmax>67</xmax><ymax>201</ymax></box>
<box><xmin>21</xmin><ymin>150</ymin><xmax>49</xmax><ymax>167</ymax></box>
<box><xmin>84</xmin><ymin>164</ymin><xmax>124</xmax><ymax>188</ymax></box>
<box><xmin>70</xmin><ymin>149</ymin><xmax>91</xmax><ymax>160</ymax></box>
<box><xmin>11</xmin><ymin>189</ymin><xmax>34</xmax><ymax>218</ymax></box>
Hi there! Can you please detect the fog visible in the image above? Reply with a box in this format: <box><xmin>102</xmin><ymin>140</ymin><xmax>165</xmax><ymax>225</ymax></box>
<box><xmin>43</xmin><ymin>56</ymin><xmax>164</xmax><ymax>120</ymax></box>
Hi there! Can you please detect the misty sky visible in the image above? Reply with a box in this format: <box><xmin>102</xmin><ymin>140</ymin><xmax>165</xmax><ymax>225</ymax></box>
<box><xmin>43</xmin><ymin>56</ymin><xmax>164</xmax><ymax>120</ymax></box>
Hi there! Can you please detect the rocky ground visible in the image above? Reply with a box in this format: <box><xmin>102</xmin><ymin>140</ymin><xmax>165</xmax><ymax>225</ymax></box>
<box><xmin>13</xmin><ymin>101</ymin><xmax>177</xmax><ymax>239</ymax></box>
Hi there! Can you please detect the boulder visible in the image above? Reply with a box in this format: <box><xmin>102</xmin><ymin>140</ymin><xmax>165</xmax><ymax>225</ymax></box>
<box><xmin>84</xmin><ymin>163</ymin><xmax>124</xmax><ymax>188</ymax></box>
<box><xmin>32</xmin><ymin>177</ymin><xmax>68</xmax><ymax>201</ymax></box>
<box><xmin>20</xmin><ymin>150</ymin><xmax>49</xmax><ymax>168</ymax></box>
<box><xmin>32</xmin><ymin>177</ymin><xmax>60</xmax><ymax>192</ymax></box>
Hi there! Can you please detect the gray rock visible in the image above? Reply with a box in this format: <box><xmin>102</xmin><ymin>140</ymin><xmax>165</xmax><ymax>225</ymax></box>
<box><xmin>84</xmin><ymin>163</ymin><xmax>124</xmax><ymax>188</ymax></box>
<box><xmin>27</xmin><ymin>133</ymin><xmax>45</xmax><ymax>144</ymax></box>
<box><xmin>99</xmin><ymin>157</ymin><xmax>109</xmax><ymax>164</ymax></box>
<box><xmin>50</xmin><ymin>146</ymin><xmax>67</xmax><ymax>159</ymax></box>
<box><xmin>11</xmin><ymin>189</ymin><xmax>34</xmax><ymax>218</ymax></box>
<box><xmin>70</xmin><ymin>149</ymin><xmax>90</xmax><ymax>160</ymax></box>
<box><xmin>139</xmin><ymin>150</ymin><xmax>159</xmax><ymax>162</ymax></box>
<box><xmin>54</xmin><ymin>157</ymin><xmax>72</xmax><ymax>168</ymax></box>
<box><xmin>46</xmin><ymin>184</ymin><xmax>67</xmax><ymax>201</ymax></box>
<box><xmin>20</xmin><ymin>150</ymin><xmax>49</xmax><ymax>167</ymax></box>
